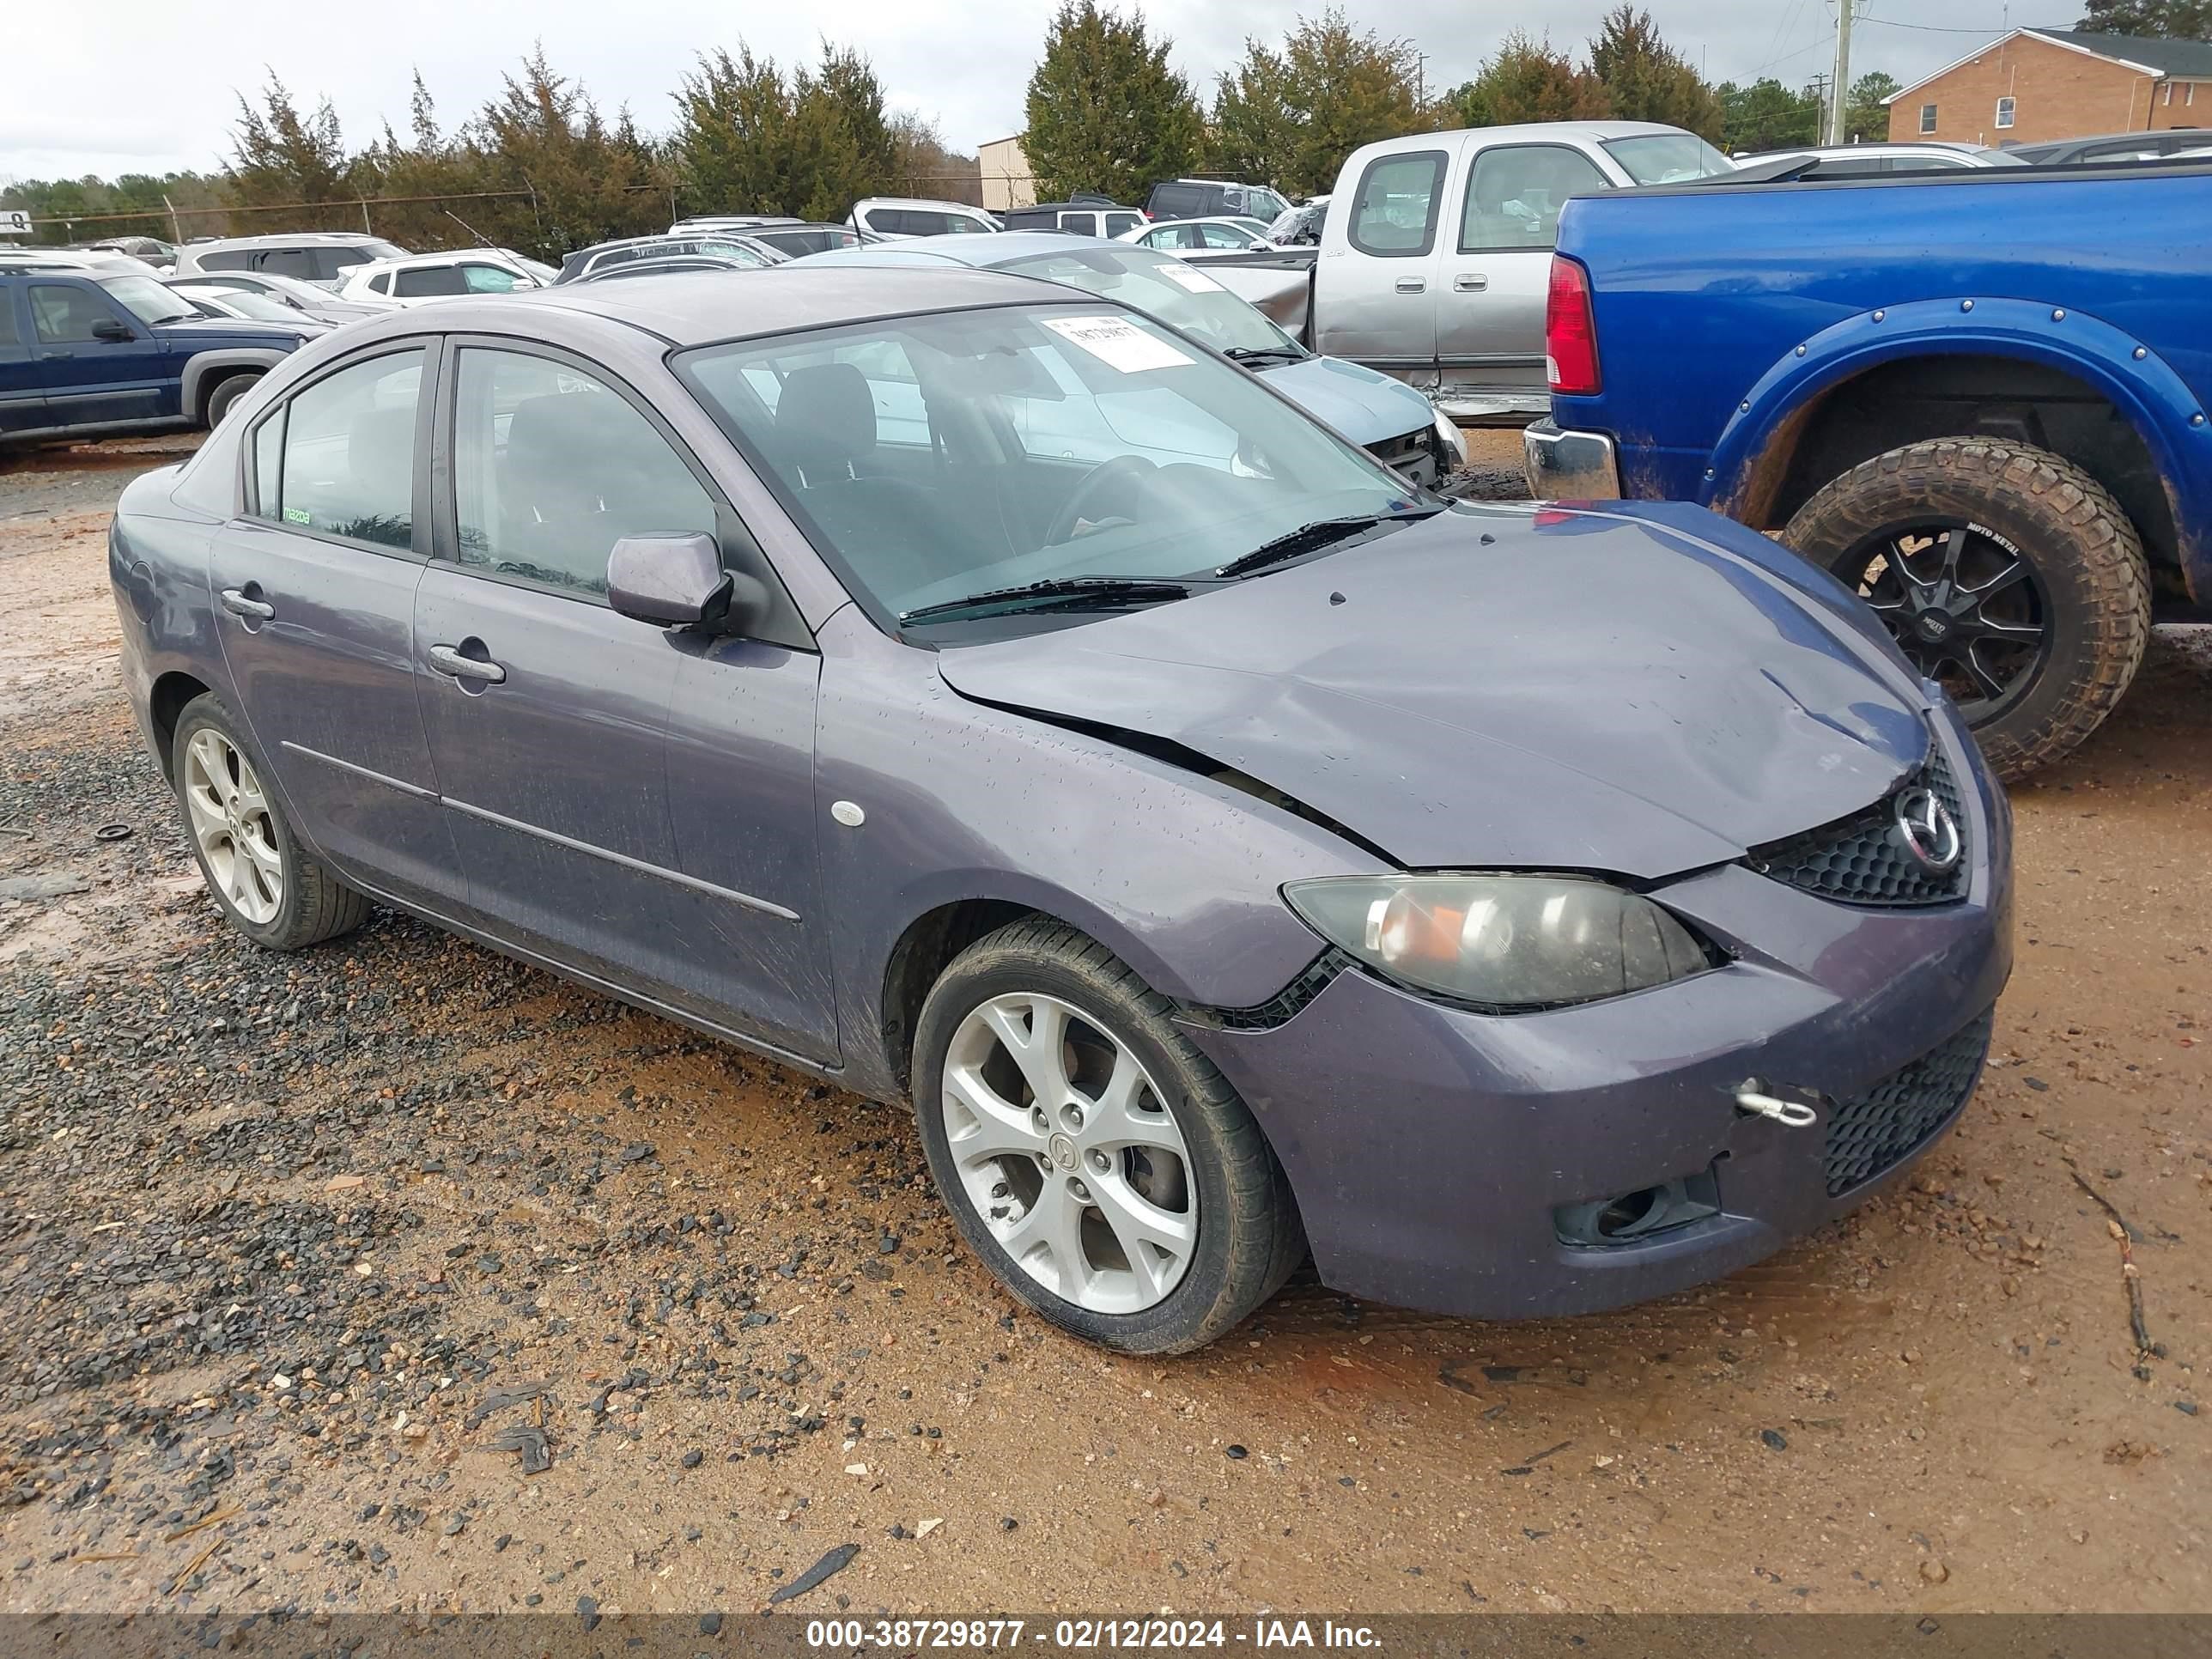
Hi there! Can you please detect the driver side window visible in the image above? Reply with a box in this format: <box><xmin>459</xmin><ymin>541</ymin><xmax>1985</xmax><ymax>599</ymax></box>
<box><xmin>451</xmin><ymin>348</ymin><xmax>717</xmax><ymax>599</ymax></box>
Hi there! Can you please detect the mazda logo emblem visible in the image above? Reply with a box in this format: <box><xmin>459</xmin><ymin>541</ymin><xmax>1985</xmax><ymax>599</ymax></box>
<box><xmin>1893</xmin><ymin>787</ymin><xmax>1962</xmax><ymax>872</ymax></box>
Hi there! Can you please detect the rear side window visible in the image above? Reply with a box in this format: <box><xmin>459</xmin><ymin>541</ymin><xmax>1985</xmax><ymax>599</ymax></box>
<box><xmin>1349</xmin><ymin>150</ymin><xmax>1446</xmax><ymax>258</ymax></box>
<box><xmin>1104</xmin><ymin>212</ymin><xmax>1142</xmax><ymax>237</ymax></box>
<box><xmin>1460</xmin><ymin>145</ymin><xmax>1609</xmax><ymax>252</ymax></box>
<box><xmin>461</xmin><ymin>264</ymin><xmax>524</xmax><ymax>293</ymax></box>
<box><xmin>394</xmin><ymin>265</ymin><xmax>467</xmax><ymax>298</ymax></box>
<box><xmin>453</xmin><ymin>348</ymin><xmax>716</xmax><ymax>599</ymax></box>
<box><xmin>257</xmin><ymin>248</ymin><xmax>313</xmax><ymax>279</ymax></box>
<box><xmin>1148</xmin><ymin>184</ymin><xmax>1205</xmax><ymax>218</ymax></box>
<box><xmin>367</xmin><ymin>272</ymin><xmax>392</xmax><ymax>295</ymax></box>
<box><xmin>269</xmin><ymin>349</ymin><xmax>423</xmax><ymax>549</ymax></box>
<box><xmin>0</xmin><ymin>289</ymin><xmax>20</xmax><ymax>349</ymax></box>
<box><xmin>313</xmin><ymin>247</ymin><xmax>376</xmax><ymax>281</ymax></box>
<box><xmin>197</xmin><ymin>250</ymin><xmax>252</xmax><ymax>272</ymax></box>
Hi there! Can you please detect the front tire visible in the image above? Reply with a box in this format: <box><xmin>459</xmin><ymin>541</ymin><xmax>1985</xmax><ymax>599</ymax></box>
<box><xmin>1781</xmin><ymin>437</ymin><xmax>2150</xmax><ymax>779</ymax></box>
<box><xmin>912</xmin><ymin>919</ymin><xmax>1303</xmax><ymax>1354</ymax></box>
<box><xmin>172</xmin><ymin>695</ymin><xmax>369</xmax><ymax>951</ymax></box>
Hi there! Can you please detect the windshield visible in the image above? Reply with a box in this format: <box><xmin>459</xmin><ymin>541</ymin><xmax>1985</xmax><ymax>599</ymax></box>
<box><xmin>202</xmin><ymin>288</ymin><xmax>303</xmax><ymax>322</ymax></box>
<box><xmin>676</xmin><ymin>304</ymin><xmax>1420</xmax><ymax>630</ymax></box>
<box><xmin>1602</xmin><ymin>133</ymin><xmax>1735</xmax><ymax>184</ymax></box>
<box><xmin>989</xmin><ymin>247</ymin><xmax>1296</xmax><ymax>358</ymax></box>
<box><xmin>99</xmin><ymin>275</ymin><xmax>198</xmax><ymax>325</ymax></box>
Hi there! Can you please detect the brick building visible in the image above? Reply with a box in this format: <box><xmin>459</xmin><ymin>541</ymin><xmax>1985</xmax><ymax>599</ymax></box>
<box><xmin>1886</xmin><ymin>28</ymin><xmax>2212</xmax><ymax>148</ymax></box>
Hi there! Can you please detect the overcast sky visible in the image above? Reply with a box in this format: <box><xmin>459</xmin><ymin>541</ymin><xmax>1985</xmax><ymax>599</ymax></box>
<box><xmin>7</xmin><ymin>1</ymin><xmax>2030</xmax><ymax>184</ymax></box>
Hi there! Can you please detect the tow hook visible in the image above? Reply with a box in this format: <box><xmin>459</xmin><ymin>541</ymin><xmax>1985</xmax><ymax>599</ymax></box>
<box><xmin>1733</xmin><ymin>1083</ymin><xmax>1820</xmax><ymax>1128</ymax></box>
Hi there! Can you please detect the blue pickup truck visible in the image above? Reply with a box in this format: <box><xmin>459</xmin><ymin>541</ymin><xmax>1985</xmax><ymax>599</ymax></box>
<box><xmin>1525</xmin><ymin>162</ymin><xmax>2210</xmax><ymax>777</ymax></box>
<box><xmin>1</xmin><ymin>262</ymin><xmax>310</xmax><ymax>446</ymax></box>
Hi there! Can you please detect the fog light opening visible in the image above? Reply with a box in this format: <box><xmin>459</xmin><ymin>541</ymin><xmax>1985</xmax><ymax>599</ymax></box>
<box><xmin>1554</xmin><ymin>1168</ymin><xmax>1723</xmax><ymax>1249</ymax></box>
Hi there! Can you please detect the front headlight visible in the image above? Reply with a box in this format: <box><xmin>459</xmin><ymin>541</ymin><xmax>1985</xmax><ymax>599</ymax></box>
<box><xmin>1431</xmin><ymin>410</ymin><xmax>1468</xmax><ymax>470</ymax></box>
<box><xmin>1284</xmin><ymin>873</ymin><xmax>1711</xmax><ymax>1012</ymax></box>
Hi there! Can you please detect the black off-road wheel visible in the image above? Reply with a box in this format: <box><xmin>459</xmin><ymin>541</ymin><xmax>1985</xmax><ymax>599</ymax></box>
<box><xmin>1782</xmin><ymin>437</ymin><xmax>2150</xmax><ymax>779</ymax></box>
<box><xmin>911</xmin><ymin>918</ymin><xmax>1304</xmax><ymax>1354</ymax></box>
<box><xmin>171</xmin><ymin>694</ymin><xmax>370</xmax><ymax>951</ymax></box>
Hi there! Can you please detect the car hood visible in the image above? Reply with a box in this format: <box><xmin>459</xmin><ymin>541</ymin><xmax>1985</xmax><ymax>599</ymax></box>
<box><xmin>1257</xmin><ymin>355</ymin><xmax>1433</xmax><ymax>447</ymax></box>
<box><xmin>156</xmin><ymin>317</ymin><xmax>304</xmax><ymax>343</ymax></box>
<box><xmin>933</xmin><ymin>505</ymin><xmax>1934</xmax><ymax>878</ymax></box>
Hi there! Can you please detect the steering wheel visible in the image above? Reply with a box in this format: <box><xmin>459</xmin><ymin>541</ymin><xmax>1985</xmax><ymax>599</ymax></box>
<box><xmin>1044</xmin><ymin>455</ymin><xmax>1158</xmax><ymax>548</ymax></box>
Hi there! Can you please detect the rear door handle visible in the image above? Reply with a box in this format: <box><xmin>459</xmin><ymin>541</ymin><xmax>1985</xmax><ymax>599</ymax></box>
<box><xmin>1395</xmin><ymin>276</ymin><xmax>1426</xmax><ymax>294</ymax></box>
<box><xmin>427</xmin><ymin>643</ymin><xmax>507</xmax><ymax>684</ymax></box>
<box><xmin>219</xmin><ymin>587</ymin><xmax>275</xmax><ymax>622</ymax></box>
<box><xmin>1454</xmin><ymin>273</ymin><xmax>1488</xmax><ymax>292</ymax></box>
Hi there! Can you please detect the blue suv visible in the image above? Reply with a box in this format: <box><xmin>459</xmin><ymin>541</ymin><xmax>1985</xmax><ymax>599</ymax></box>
<box><xmin>1</xmin><ymin>262</ymin><xmax>310</xmax><ymax>445</ymax></box>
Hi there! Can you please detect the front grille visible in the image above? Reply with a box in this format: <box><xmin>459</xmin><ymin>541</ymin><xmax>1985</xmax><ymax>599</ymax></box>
<box><xmin>1748</xmin><ymin>745</ymin><xmax>1968</xmax><ymax>906</ymax></box>
<box><xmin>1823</xmin><ymin>1010</ymin><xmax>1993</xmax><ymax>1196</ymax></box>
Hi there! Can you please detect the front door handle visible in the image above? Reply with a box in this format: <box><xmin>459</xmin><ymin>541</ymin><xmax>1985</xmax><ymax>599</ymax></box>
<box><xmin>1395</xmin><ymin>276</ymin><xmax>1426</xmax><ymax>294</ymax></box>
<box><xmin>219</xmin><ymin>586</ymin><xmax>275</xmax><ymax>622</ymax></box>
<box><xmin>427</xmin><ymin>642</ymin><xmax>507</xmax><ymax>684</ymax></box>
<box><xmin>1454</xmin><ymin>273</ymin><xmax>1488</xmax><ymax>292</ymax></box>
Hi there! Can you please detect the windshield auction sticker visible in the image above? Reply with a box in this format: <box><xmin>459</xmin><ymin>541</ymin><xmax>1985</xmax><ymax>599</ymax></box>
<box><xmin>1158</xmin><ymin>265</ymin><xmax>1224</xmax><ymax>292</ymax></box>
<box><xmin>1039</xmin><ymin>315</ymin><xmax>1194</xmax><ymax>373</ymax></box>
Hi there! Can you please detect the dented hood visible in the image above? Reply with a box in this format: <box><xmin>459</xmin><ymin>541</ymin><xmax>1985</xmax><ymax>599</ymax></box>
<box><xmin>933</xmin><ymin>504</ymin><xmax>1934</xmax><ymax>878</ymax></box>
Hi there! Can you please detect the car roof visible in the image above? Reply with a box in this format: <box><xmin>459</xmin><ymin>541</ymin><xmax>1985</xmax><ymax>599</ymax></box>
<box><xmin>793</xmin><ymin>228</ymin><xmax>1124</xmax><ymax>270</ymax></box>
<box><xmin>329</xmin><ymin>263</ymin><xmax>1066</xmax><ymax>347</ymax></box>
<box><xmin>188</xmin><ymin>232</ymin><xmax>386</xmax><ymax>250</ymax></box>
<box><xmin>851</xmin><ymin>197</ymin><xmax>993</xmax><ymax>212</ymax></box>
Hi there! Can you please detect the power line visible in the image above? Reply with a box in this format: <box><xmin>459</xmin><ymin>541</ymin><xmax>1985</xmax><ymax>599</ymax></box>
<box><xmin>1858</xmin><ymin>15</ymin><xmax>2021</xmax><ymax>30</ymax></box>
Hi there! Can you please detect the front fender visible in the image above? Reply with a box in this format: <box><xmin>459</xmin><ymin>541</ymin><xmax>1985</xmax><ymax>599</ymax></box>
<box><xmin>177</xmin><ymin>349</ymin><xmax>289</xmax><ymax>424</ymax></box>
<box><xmin>1711</xmin><ymin>297</ymin><xmax>2212</xmax><ymax>602</ymax></box>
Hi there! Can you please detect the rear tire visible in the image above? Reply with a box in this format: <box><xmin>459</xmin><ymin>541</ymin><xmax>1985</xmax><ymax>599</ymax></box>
<box><xmin>172</xmin><ymin>694</ymin><xmax>369</xmax><ymax>951</ymax></box>
<box><xmin>202</xmin><ymin>373</ymin><xmax>259</xmax><ymax>431</ymax></box>
<box><xmin>1781</xmin><ymin>437</ymin><xmax>2150</xmax><ymax>779</ymax></box>
<box><xmin>912</xmin><ymin>918</ymin><xmax>1303</xmax><ymax>1354</ymax></box>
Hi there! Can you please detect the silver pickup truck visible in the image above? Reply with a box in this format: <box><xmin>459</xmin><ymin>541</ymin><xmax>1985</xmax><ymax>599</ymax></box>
<box><xmin>1207</xmin><ymin>121</ymin><xmax>1731</xmax><ymax>420</ymax></box>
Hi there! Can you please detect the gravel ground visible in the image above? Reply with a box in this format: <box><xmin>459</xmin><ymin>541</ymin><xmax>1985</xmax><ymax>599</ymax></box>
<box><xmin>0</xmin><ymin>438</ymin><xmax>2205</xmax><ymax>1621</ymax></box>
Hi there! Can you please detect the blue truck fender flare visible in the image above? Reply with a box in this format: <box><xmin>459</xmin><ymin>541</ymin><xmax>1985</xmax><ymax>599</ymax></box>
<box><xmin>178</xmin><ymin>349</ymin><xmax>290</xmax><ymax>423</ymax></box>
<box><xmin>1706</xmin><ymin>298</ymin><xmax>2209</xmax><ymax>575</ymax></box>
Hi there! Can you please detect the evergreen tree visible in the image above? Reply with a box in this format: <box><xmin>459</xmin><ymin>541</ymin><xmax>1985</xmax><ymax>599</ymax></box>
<box><xmin>1717</xmin><ymin>78</ymin><xmax>1822</xmax><ymax>153</ymax></box>
<box><xmin>2075</xmin><ymin>0</ymin><xmax>2212</xmax><ymax>36</ymax></box>
<box><xmin>1587</xmin><ymin>6</ymin><xmax>1723</xmax><ymax>143</ymax></box>
<box><xmin>1023</xmin><ymin>2</ymin><xmax>1203</xmax><ymax>203</ymax></box>
<box><xmin>1846</xmin><ymin>71</ymin><xmax>1899</xmax><ymax>143</ymax></box>
<box><xmin>1278</xmin><ymin>9</ymin><xmax>1426</xmax><ymax>198</ymax></box>
<box><xmin>228</xmin><ymin>76</ymin><xmax>359</xmax><ymax>229</ymax></box>
<box><xmin>1451</xmin><ymin>34</ymin><xmax>1608</xmax><ymax>129</ymax></box>
<box><xmin>1209</xmin><ymin>43</ymin><xmax>1303</xmax><ymax>187</ymax></box>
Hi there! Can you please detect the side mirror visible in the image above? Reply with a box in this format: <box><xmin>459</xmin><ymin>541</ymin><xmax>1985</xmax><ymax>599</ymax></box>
<box><xmin>607</xmin><ymin>532</ymin><xmax>763</xmax><ymax>632</ymax></box>
<box><xmin>92</xmin><ymin>319</ymin><xmax>136</xmax><ymax>343</ymax></box>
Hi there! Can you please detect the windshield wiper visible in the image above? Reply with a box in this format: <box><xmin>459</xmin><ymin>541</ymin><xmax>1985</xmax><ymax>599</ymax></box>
<box><xmin>1212</xmin><ymin>511</ymin><xmax>1437</xmax><ymax>580</ymax></box>
<box><xmin>899</xmin><ymin>576</ymin><xmax>1191</xmax><ymax>626</ymax></box>
<box><xmin>1223</xmin><ymin>344</ymin><xmax>1305</xmax><ymax>365</ymax></box>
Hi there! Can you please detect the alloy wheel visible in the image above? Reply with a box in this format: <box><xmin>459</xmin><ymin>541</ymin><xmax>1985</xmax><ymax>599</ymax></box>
<box><xmin>1843</xmin><ymin>522</ymin><xmax>2051</xmax><ymax>722</ymax></box>
<box><xmin>940</xmin><ymin>992</ymin><xmax>1196</xmax><ymax>1315</ymax></box>
<box><xmin>182</xmin><ymin>728</ymin><xmax>284</xmax><ymax>925</ymax></box>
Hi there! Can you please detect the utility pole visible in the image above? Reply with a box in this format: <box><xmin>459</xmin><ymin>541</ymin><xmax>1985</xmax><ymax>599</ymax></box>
<box><xmin>1826</xmin><ymin>0</ymin><xmax>1856</xmax><ymax>143</ymax></box>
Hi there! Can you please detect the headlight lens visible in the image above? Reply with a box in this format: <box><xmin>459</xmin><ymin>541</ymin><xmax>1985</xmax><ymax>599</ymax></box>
<box><xmin>1284</xmin><ymin>873</ymin><xmax>1711</xmax><ymax>1011</ymax></box>
<box><xmin>1431</xmin><ymin>410</ymin><xmax>1468</xmax><ymax>469</ymax></box>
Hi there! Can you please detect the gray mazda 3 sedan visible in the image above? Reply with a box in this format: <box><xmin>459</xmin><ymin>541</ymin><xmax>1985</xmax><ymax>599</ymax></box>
<box><xmin>109</xmin><ymin>268</ymin><xmax>2012</xmax><ymax>1353</ymax></box>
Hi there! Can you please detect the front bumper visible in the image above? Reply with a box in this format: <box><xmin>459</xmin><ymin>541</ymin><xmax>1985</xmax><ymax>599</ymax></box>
<box><xmin>1523</xmin><ymin>418</ymin><xmax>1622</xmax><ymax>501</ymax></box>
<box><xmin>1183</xmin><ymin>718</ymin><xmax>2012</xmax><ymax>1322</ymax></box>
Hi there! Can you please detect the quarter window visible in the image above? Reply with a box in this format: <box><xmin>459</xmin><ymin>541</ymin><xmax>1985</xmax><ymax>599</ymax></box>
<box><xmin>1996</xmin><ymin>96</ymin><xmax>2016</xmax><ymax>129</ymax></box>
<box><xmin>1348</xmin><ymin>149</ymin><xmax>1447</xmax><ymax>258</ymax></box>
<box><xmin>269</xmin><ymin>349</ymin><xmax>423</xmax><ymax>550</ymax></box>
<box><xmin>1462</xmin><ymin>145</ymin><xmax>1609</xmax><ymax>252</ymax></box>
<box><xmin>1920</xmin><ymin>103</ymin><xmax>1939</xmax><ymax>134</ymax></box>
<box><xmin>452</xmin><ymin>349</ymin><xmax>717</xmax><ymax>599</ymax></box>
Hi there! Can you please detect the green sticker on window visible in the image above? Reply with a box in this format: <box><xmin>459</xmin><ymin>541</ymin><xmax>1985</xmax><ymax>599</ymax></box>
<box><xmin>283</xmin><ymin>507</ymin><xmax>311</xmax><ymax>526</ymax></box>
